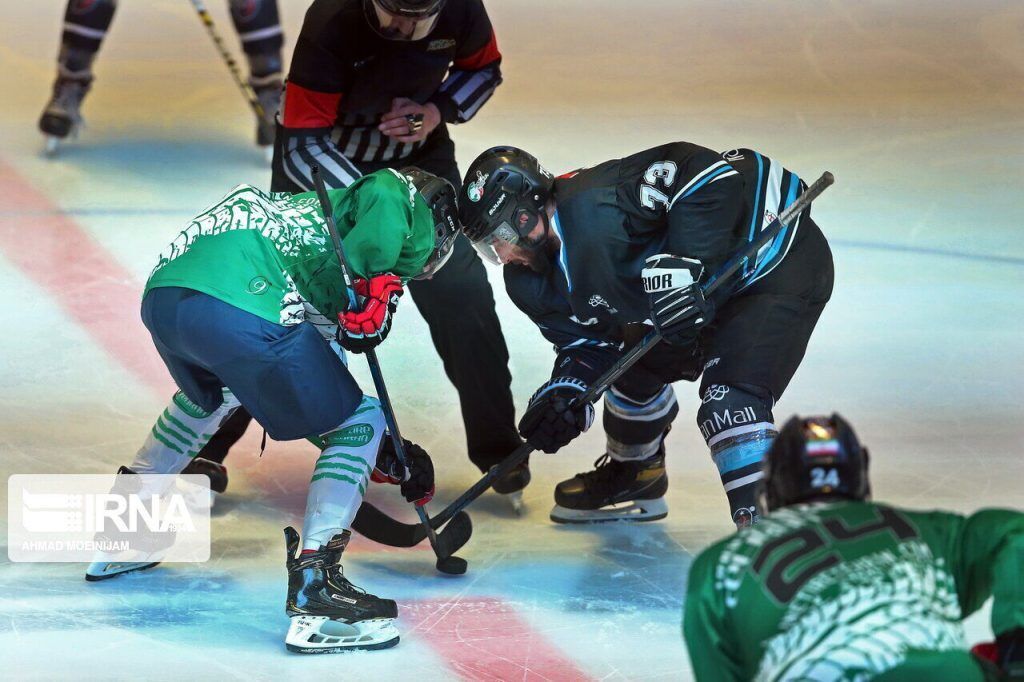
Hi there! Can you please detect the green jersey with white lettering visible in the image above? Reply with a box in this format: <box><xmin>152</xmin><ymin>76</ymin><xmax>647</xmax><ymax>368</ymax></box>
<box><xmin>144</xmin><ymin>169</ymin><xmax>434</xmax><ymax>326</ymax></box>
<box><xmin>684</xmin><ymin>501</ymin><xmax>1024</xmax><ymax>681</ymax></box>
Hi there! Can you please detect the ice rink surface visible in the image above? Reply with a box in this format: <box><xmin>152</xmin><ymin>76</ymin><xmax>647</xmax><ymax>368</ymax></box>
<box><xmin>1</xmin><ymin>1</ymin><xmax>1022</xmax><ymax>679</ymax></box>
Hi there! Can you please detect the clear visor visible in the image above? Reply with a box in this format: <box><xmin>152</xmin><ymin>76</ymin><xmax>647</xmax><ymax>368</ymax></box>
<box><xmin>412</xmin><ymin>230</ymin><xmax>456</xmax><ymax>280</ymax></box>
<box><xmin>370</xmin><ymin>1</ymin><xmax>441</xmax><ymax>41</ymax></box>
<box><xmin>469</xmin><ymin>221</ymin><xmax>519</xmax><ymax>266</ymax></box>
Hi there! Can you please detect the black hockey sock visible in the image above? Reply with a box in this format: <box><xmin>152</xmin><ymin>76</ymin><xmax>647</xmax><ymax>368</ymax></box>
<box><xmin>60</xmin><ymin>0</ymin><xmax>117</xmax><ymax>54</ymax></box>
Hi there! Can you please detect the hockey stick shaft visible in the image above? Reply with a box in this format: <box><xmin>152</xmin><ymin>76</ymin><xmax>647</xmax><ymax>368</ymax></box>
<box><xmin>187</xmin><ymin>0</ymin><xmax>266</xmax><ymax>120</ymax></box>
<box><xmin>310</xmin><ymin>167</ymin><xmax>449</xmax><ymax>560</ymax></box>
<box><xmin>424</xmin><ymin>170</ymin><xmax>835</xmax><ymax>530</ymax></box>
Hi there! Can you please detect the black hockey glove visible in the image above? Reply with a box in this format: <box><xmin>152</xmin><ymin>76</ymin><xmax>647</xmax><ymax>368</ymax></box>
<box><xmin>518</xmin><ymin>377</ymin><xmax>595</xmax><ymax>454</ymax></box>
<box><xmin>642</xmin><ymin>254</ymin><xmax>715</xmax><ymax>346</ymax></box>
<box><xmin>372</xmin><ymin>437</ymin><xmax>435</xmax><ymax>506</ymax></box>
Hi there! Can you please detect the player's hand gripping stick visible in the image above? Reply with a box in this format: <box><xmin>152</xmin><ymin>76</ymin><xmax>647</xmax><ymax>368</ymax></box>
<box><xmin>353</xmin><ymin>172</ymin><xmax>835</xmax><ymax>548</ymax></box>
<box><xmin>311</xmin><ymin>166</ymin><xmax>471</xmax><ymax>575</ymax></box>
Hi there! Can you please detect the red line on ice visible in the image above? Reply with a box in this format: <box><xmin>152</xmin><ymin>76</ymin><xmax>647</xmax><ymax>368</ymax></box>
<box><xmin>0</xmin><ymin>160</ymin><xmax>171</xmax><ymax>396</ymax></box>
<box><xmin>405</xmin><ymin>597</ymin><xmax>594</xmax><ymax>681</ymax></box>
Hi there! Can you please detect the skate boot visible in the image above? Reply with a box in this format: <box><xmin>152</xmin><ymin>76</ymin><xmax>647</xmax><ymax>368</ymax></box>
<box><xmin>181</xmin><ymin>457</ymin><xmax>228</xmax><ymax>494</ymax></box>
<box><xmin>489</xmin><ymin>456</ymin><xmax>530</xmax><ymax>515</ymax></box>
<box><xmin>550</xmin><ymin>447</ymin><xmax>668</xmax><ymax>524</ymax></box>
<box><xmin>39</xmin><ymin>68</ymin><xmax>93</xmax><ymax>155</ymax></box>
<box><xmin>85</xmin><ymin>467</ymin><xmax>165</xmax><ymax>581</ymax></box>
<box><xmin>284</xmin><ymin>526</ymin><xmax>399</xmax><ymax>653</ymax></box>
<box><xmin>250</xmin><ymin>73</ymin><xmax>282</xmax><ymax>160</ymax></box>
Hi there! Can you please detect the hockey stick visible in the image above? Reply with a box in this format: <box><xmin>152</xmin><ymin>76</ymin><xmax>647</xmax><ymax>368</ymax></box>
<box><xmin>311</xmin><ymin>167</ymin><xmax>471</xmax><ymax>575</ymax></box>
<box><xmin>187</xmin><ymin>0</ymin><xmax>266</xmax><ymax>122</ymax></box>
<box><xmin>354</xmin><ymin>171</ymin><xmax>835</xmax><ymax>546</ymax></box>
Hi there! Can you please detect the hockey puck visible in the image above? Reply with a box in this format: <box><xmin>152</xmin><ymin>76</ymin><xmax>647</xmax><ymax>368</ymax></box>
<box><xmin>436</xmin><ymin>555</ymin><xmax>468</xmax><ymax>575</ymax></box>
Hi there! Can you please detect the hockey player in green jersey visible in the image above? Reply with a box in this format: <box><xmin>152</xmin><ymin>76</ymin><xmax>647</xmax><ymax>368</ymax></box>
<box><xmin>88</xmin><ymin>167</ymin><xmax>460</xmax><ymax>653</ymax></box>
<box><xmin>683</xmin><ymin>414</ymin><xmax>1024</xmax><ymax>681</ymax></box>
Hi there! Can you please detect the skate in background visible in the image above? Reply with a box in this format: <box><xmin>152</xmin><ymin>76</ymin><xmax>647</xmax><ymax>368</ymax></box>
<box><xmin>39</xmin><ymin>0</ymin><xmax>283</xmax><ymax>157</ymax></box>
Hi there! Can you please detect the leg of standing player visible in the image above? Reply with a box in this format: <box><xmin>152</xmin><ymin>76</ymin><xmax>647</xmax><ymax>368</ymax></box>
<box><xmin>227</xmin><ymin>0</ymin><xmax>284</xmax><ymax>150</ymax></box>
<box><xmin>379</xmin><ymin>132</ymin><xmax>523</xmax><ymax>471</ymax></box>
<box><xmin>39</xmin><ymin>0</ymin><xmax>117</xmax><ymax>149</ymax></box>
<box><xmin>696</xmin><ymin>218</ymin><xmax>833</xmax><ymax>526</ymax></box>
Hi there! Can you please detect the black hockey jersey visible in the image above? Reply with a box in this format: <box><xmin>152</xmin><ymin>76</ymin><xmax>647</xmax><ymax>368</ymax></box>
<box><xmin>506</xmin><ymin>142</ymin><xmax>809</xmax><ymax>379</ymax></box>
<box><xmin>279</xmin><ymin>0</ymin><xmax>502</xmax><ymax>188</ymax></box>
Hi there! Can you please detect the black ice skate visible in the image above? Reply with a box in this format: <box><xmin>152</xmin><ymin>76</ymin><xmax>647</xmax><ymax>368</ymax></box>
<box><xmin>284</xmin><ymin>526</ymin><xmax>399</xmax><ymax>653</ymax></box>
<box><xmin>489</xmin><ymin>456</ymin><xmax>530</xmax><ymax>515</ymax></box>
<box><xmin>85</xmin><ymin>467</ymin><xmax>167</xmax><ymax>581</ymax></box>
<box><xmin>550</xmin><ymin>447</ymin><xmax>669</xmax><ymax>524</ymax></box>
<box><xmin>39</xmin><ymin>70</ymin><xmax>93</xmax><ymax>155</ymax></box>
<box><xmin>250</xmin><ymin>73</ymin><xmax>282</xmax><ymax>160</ymax></box>
<box><xmin>181</xmin><ymin>457</ymin><xmax>228</xmax><ymax>494</ymax></box>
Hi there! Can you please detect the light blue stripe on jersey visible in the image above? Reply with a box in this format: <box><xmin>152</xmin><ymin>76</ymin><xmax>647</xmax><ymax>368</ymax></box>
<box><xmin>550</xmin><ymin>210</ymin><xmax>573</xmax><ymax>292</ymax></box>
<box><xmin>743</xmin><ymin>152</ymin><xmax>766</xmax><ymax>277</ymax></box>
<box><xmin>750</xmin><ymin>173</ymin><xmax>803</xmax><ymax>280</ymax></box>
<box><xmin>675</xmin><ymin>163</ymin><xmax>736</xmax><ymax>202</ymax></box>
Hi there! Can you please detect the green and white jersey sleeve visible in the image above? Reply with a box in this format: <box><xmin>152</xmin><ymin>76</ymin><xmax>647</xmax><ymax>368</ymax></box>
<box><xmin>683</xmin><ymin>501</ymin><xmax>1024</xmax><ymax>682</ymax></box>
<box><xmin>144</xmin><ymin>169</ymin><xmax>434</xmax><ymax>330</ymax></box>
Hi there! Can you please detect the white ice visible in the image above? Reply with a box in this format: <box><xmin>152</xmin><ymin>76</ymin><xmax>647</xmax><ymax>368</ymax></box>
<box><xmin>1</xmin><ymin>1</ymin><xmax>1022</xmax><ymax>679</ymax></box>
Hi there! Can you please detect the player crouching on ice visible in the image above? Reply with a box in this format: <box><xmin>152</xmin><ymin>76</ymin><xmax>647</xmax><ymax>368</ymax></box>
<box><xmin>683</xmin><ymin>414</ymin><xmax>1024</xmax><ymax>681</ymax></box>
<box><xmin>458</xmin><ymin>144</ymin><xmax>833</xmax><ymax>527</ymax></box>
<box><xmin>88</xmin><ymin>167</ymin><xmax>460</xmax><ymax>653</ymax></box>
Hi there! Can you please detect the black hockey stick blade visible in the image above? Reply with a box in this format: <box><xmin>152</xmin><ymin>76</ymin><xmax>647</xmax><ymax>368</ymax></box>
<box><xmin>351</xmin><ymin>502</ymin><xmax>472</xmax><ymax>552</ymax></box>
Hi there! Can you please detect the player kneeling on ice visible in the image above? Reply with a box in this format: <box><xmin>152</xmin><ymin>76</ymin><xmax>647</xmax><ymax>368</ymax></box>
<box><xmin>683</xmin><ymin>414</ymin><xmax>1024</xmax><ymax>681</ymax></box>
<box><xmin>459</xmin><ymin>144</ymin><xmax>833</xmax><ymax>527</ymax></box>
<box><xmin>89</xmin><ymin>167</ymin><xmax>460</xmax><ymax>653</ymax></box>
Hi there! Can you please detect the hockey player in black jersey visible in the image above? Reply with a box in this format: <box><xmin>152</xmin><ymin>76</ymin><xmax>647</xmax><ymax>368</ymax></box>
<box><xmin>459</xmin><ymin>144</ymin><xmax>834</xmax><ymax>527</ymax></box>
<box><xmin>267</xmin><ymin>0</ymin><xmax>526</xmax><ymax>504</ymax></box>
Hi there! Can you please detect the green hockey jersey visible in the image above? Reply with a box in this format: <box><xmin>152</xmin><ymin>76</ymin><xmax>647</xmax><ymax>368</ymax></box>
<box><xmin>144</xmin><ymin>169</ymin><xmax>434</xmax><ymax>327</ymax></box>
<box><xmin>684</xmin><ymin>501</ymin><xmax>1024</xmax><ymax>681</ymax></box>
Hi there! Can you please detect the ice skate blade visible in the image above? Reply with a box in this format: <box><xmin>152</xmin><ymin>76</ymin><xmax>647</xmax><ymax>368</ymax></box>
<box><xmin>285</xmin><ymin>615</ymin><xmax>400</xmax><ymax>653</ymax></box>
<box><xmin>43</xmin><ymin>136</ymin><xmax>61</xmax><ymax>156</ymax></box>
<box><xmin>85</xmin><ymin>561</ymin><xmax>160</xmax><ymax>581</ymax></box>
<box><xmin>503</xmin><ymin>490</ymin><xmax>524</xmax><ymax>515</ymax></box>
<box><xmin>550</xmin><ymin>497</ymin><xmax>668</xmax><ymax>524</ymax></box>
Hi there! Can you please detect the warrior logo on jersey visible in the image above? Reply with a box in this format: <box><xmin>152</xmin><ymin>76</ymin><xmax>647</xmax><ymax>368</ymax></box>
<box><xmin>467</xmin><ymin>171</ymin><xmax>488</xmax><ymax>202</ymax></box>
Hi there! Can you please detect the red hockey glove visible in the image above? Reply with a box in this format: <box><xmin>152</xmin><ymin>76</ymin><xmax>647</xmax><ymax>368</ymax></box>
<box><xmin>337</xmin><ymin>274</ymin><xmax>403</xmax><ymax>353</ymax></box>
<box><xmin>372</xmin><ymin>437</ymin><xmax>435</xmax><ymax>506</ymax></box>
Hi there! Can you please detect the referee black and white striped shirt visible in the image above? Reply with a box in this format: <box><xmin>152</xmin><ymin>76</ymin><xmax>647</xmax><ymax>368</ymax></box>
<box><xmin>277</xmin><ymin>0</ymin><xmax>502</xmax><ymax>191</ymax></box>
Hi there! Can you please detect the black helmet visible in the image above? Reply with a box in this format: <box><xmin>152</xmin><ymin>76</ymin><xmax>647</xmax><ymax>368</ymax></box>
<box><xmin>365</xmin><ymin>0</ymin><xmax>445</xmax><ymax>41</ymax></box>
<box><xmin>758</xmin><ymin>414</ymin><xmax>871</xmax><ymax>512</ymax></box>
<box><xmin>401</xmin><ymin>167</ymin><xmax>459</xmax><ymax>280</ymax></box>
<box><xmin>459</xmin><ymin>146</ymin><xmax>554</xmax><ymax>264</ymax></box>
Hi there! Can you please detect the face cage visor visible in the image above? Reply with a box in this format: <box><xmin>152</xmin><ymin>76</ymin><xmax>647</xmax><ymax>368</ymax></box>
<box><xmin>368</xmin><ymin>0</ymin><xmax>442</xmax><ymax>41</ymax></box>
<box><xmin>469</xmin><ymin>221</ymin><xmax>522</xmax><ymax>266</ymax></box>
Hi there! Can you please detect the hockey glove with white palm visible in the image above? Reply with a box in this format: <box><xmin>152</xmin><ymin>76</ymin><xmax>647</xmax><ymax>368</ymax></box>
<box><xmin>518</xmin><ymin>377</ymin><xmax>595</xmax><ymax>454</ymax></box>
<box><xmin>642</xmin><ymin>254</ymin><xmax>714</xmax><ymax>346</ymax></box>
<box><xmin>372</xmin><ymin>436</ymin><xmax>435</xmax><ymax>506</ymax></box>
<box><xmin>338</xmin><ymin>273</ymin><xmax>403</xmax><ymax>353</ymax></box>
